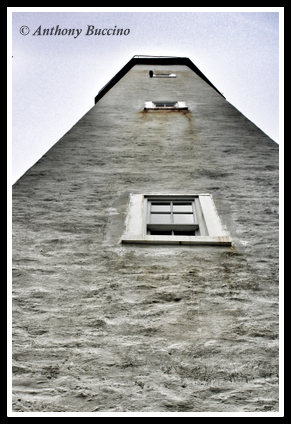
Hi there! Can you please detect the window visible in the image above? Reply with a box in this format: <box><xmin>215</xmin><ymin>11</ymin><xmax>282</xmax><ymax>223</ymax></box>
<box><xmin>121</xmin><ymin>194</ymin><xmax>232</xmax><ymax>246</ymax></box>
<box><xmin>144</xmin><ymin>101</ymin><xmax>188</xmax><ymax>110</ymax></box>
<box><xmin>147</xmin><ymin>198</ymin><xmax>200</xmax><ymax>236</ymax></box>
<box><xmin>149</xmin><ymin>70</ymin><xmax>176</xmax><ymax>78</ymax></box>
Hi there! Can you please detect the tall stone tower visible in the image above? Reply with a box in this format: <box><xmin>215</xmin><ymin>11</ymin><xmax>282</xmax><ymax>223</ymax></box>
<box><xmin>12</xmin><ymin>56</ymin><xmax>279</xmax><ymax>413</ymax></box>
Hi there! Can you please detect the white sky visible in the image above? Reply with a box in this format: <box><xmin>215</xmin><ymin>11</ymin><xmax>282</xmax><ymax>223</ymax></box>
<box><xmin>9</xmin><ymin>8</ymin><xmax>283</xmax><ymax>184</ymax></box>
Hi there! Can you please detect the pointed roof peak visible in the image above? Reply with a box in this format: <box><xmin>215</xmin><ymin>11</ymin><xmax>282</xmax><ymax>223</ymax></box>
<box><xmin>94</xmin><ymin>55</ymin><xmax>224</xmax><ymax>104</ymax></box>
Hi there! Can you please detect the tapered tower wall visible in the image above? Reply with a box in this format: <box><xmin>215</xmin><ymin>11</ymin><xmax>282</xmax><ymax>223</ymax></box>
<box><xmin>12</xmin><ymin>61</ymin><xmax>279</xmax><ymax>412</ymax></box>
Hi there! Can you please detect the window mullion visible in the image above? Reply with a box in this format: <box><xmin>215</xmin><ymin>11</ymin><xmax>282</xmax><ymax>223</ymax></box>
<box><xmin>170</xmin><ymin>201</ymin><xmax>174</xmax><ymax>223</ymax></box>
<box><xmin>170</xmin><ymin>202</ymin><xmax>174</xmax><ymax>235</ymax></box>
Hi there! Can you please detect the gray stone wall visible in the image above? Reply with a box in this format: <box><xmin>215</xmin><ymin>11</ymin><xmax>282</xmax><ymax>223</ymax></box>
<box><xmin>12</xmin><ymin>64</ymin><xmax>279</xmax><ymax>412</ymax></box>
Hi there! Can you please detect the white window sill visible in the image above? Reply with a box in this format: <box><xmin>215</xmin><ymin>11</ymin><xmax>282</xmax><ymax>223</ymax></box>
<box><xmin>121</xmin><ymin>235</ymin><xmax>232</xmax><ymax>246</ymax></box>
<box><xmin>152</xmin><ymin>73</ymin><xmax>176</xmax><ymax>78</ymax></box>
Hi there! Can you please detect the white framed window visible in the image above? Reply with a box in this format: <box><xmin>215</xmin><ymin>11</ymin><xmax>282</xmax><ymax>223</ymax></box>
<box><xmin>121</xmin><ymin>194</ymin><xmax>232</xmax><ymax>246</ymax></box>
<box><xmin>147</xmin><ymin>197</ymin><xmax>201</xmax><ymax>236</ymax></box>
<box><xmin>144</xmin><ymin>101</ymin><xmax>188</xmax><ymax>110</ymax></box>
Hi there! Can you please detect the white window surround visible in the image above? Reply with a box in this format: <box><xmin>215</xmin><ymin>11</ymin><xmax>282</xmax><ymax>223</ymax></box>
<box><xmin>120</xmin><ymin>194</ymin><xmax>232</xmax><ymax>246</ymax></box>
<box><xmin>144</xmin><ymin>101</ymin><xmax>188</xmax><ymax>110</ymax></box>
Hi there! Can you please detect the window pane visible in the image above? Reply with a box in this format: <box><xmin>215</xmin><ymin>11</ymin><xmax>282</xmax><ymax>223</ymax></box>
<box><xmin>150</xmin><ymin>213</ymin><xmax>171</xmax><ymax>224</ymax></box>
<box><xmin>151</xmin><ymin>205</ymin><xmax>171</xmax><ymax>212</ymax></box>
<box><xmin>173</xmin><ymin>214</ymin><xmax>194</xmax><ymax>224</ymax></box>
<box><xmin>174</xmin><ymin>230</ymin><xmax>196</xmax><ymax>236</ymax></box>
<box><xmin>173</xmin><ymin>202</ymin><xmax>192</xmax><ymax>204</ymax></box>
<box><xmin>150</xmin><ymin>230</ymin><xmax>172</xmax><ymax>236</ymax></box>
<box><xmin>154</xmin><ymin>101</ymin><xmax>177</xmax><ymax>107</ymax></box>
<box><xmin>173</xmin><ymin>205</ymin><xmax>193</xmax><ymax>213</ymax></box>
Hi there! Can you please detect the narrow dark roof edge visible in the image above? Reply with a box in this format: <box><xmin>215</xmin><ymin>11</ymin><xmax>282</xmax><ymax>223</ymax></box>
<box><xmin>94</xmin><ymin>56</ymin><xmax>225</xmax><ymax>104</ymax></box>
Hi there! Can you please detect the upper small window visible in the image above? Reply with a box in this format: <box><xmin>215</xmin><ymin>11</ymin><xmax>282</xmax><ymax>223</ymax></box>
<box><xmin>121</xmin><ymin>194</ymin><xmax>232</xmax><ymax>246</ymax></box>
<box><xmin>149</xmin><ymin>70</ymin><xmax>176</xmax><ymax>78</ymax></box>
<box><xmin>144</xmin><ymin>101</ymin><xmax>188</xmax><ymax>110</ymax></box>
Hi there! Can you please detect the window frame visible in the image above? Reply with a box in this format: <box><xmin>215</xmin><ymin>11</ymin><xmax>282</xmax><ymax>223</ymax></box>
<box><xmin>144</xmin><ymin>101</ymin><xmax>188</xmax><ymax>110</ymax></box>
<box><xmin>121</xmin><ymin>194</ymin><xmax>232</xmax><ymax>246</ymax></box>
<box><xmin>147</xmin><ymin>197</ymin><xmax>202</xmax><ymax>236</ymax></box>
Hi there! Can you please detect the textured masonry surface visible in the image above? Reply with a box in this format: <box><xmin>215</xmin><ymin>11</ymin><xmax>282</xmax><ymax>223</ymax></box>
<box><xmin>12</xmin><ymin>64</ymin><xmax>279</xmax><ymax>412</ymax></box>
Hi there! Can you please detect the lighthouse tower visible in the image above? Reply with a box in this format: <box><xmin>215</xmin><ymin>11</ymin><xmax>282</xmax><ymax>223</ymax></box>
<box><xmin>12</xmin><ymin>56</ymin><xmax>279</xmax><ymax>412</ymax></box>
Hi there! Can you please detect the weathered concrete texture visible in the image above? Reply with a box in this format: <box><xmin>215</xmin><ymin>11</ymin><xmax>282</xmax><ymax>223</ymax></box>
<box><xmin>12</xmin><ymin>64</ymin><xmax>279</xmax><ymax>412</ymax></box>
